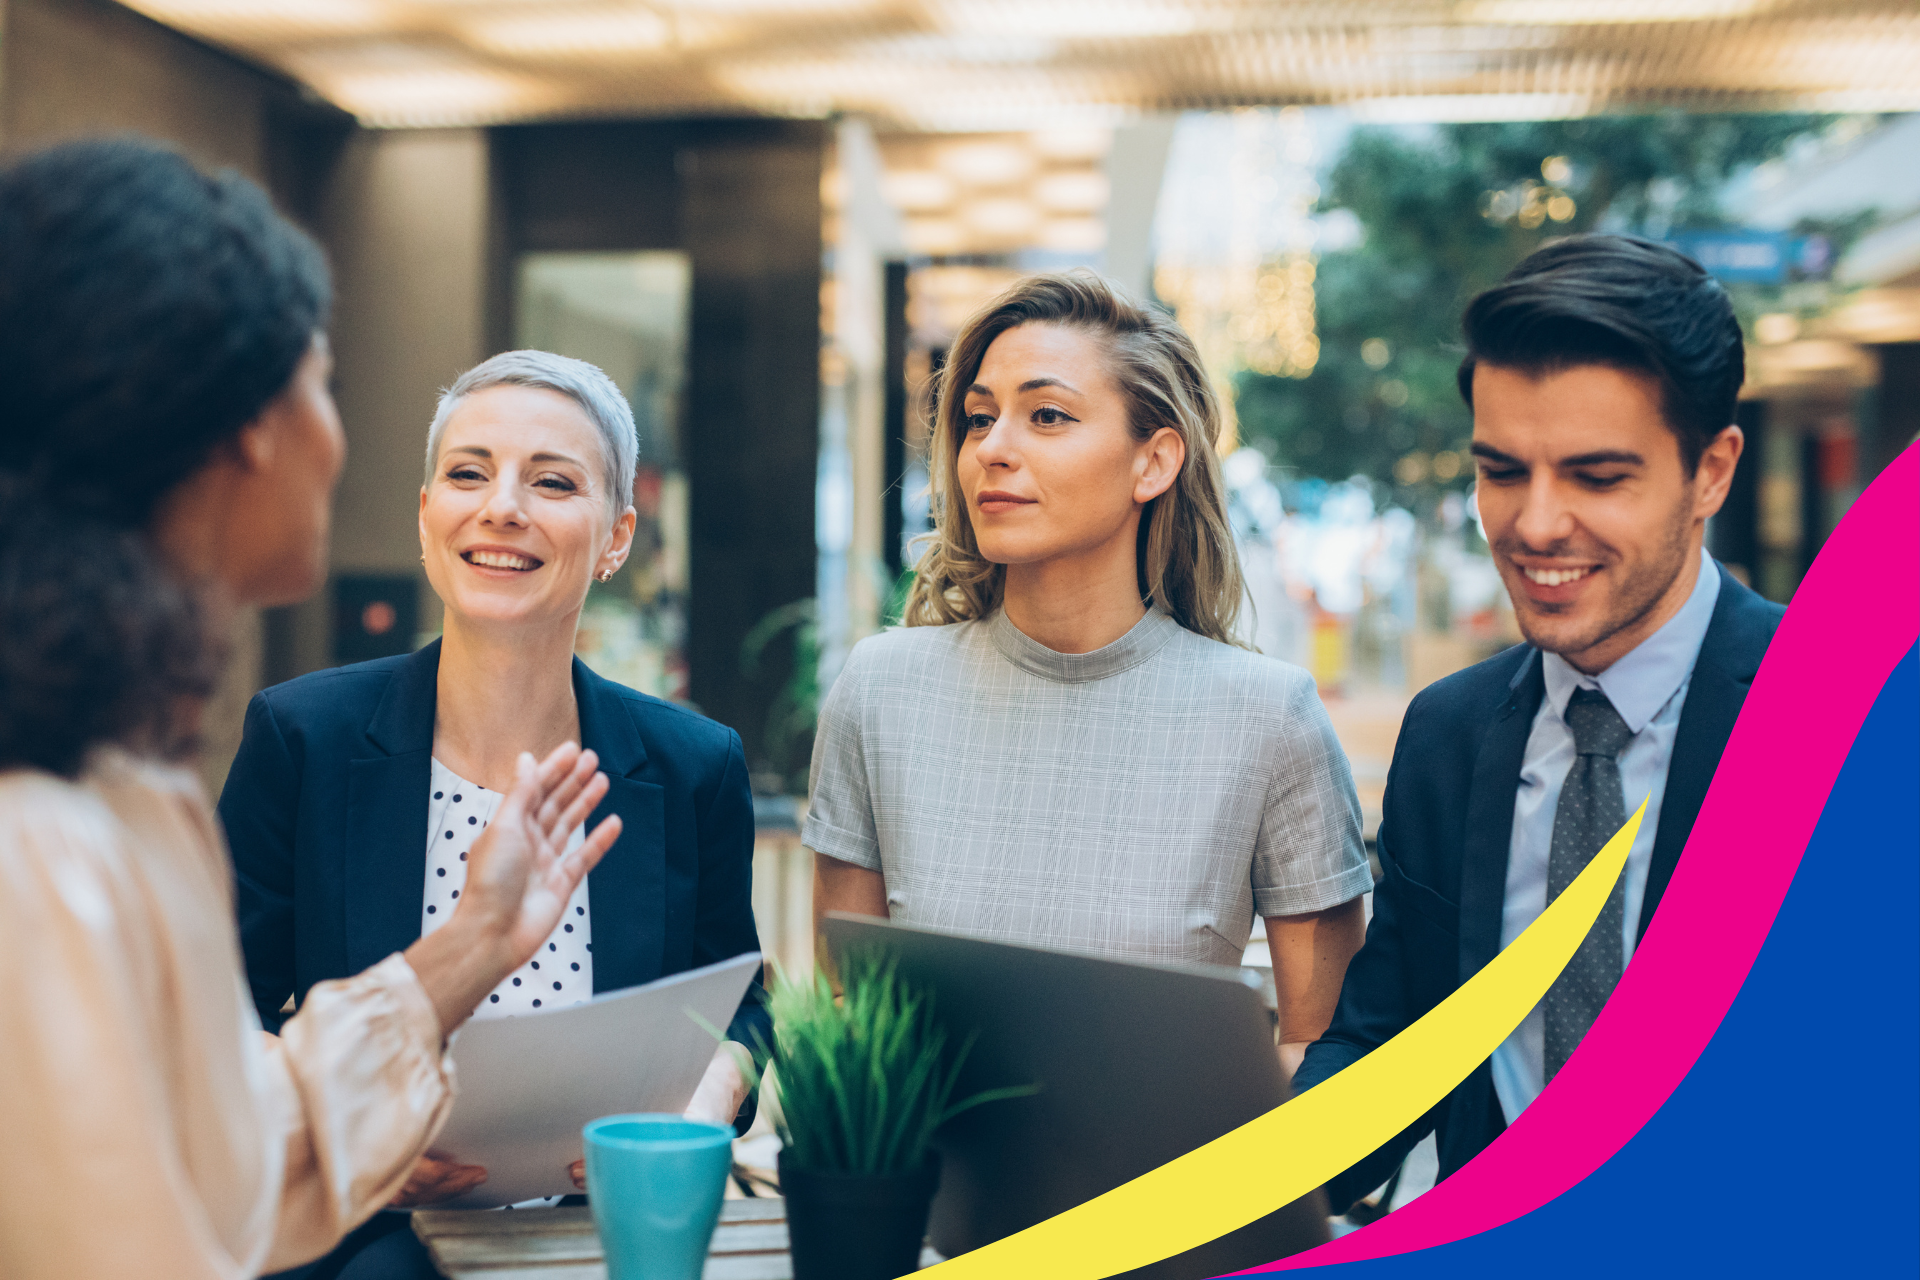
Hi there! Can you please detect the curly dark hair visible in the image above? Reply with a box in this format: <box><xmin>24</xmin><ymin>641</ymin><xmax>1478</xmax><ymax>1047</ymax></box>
<box><xmin>0</xmin><ymin>137</ymin><xmax>330</xmax><ymax>777</ymax></box>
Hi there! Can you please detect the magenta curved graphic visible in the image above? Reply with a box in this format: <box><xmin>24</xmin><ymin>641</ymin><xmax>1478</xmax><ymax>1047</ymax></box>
<box><xmin>1259</xmin><ymin>443</ymin><xmax>1919</xmax><ymax>1270</ymax></box>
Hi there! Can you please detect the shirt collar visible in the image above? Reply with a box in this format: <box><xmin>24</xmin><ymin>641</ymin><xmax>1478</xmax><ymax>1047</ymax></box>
<box><xmin>1541</xmin><ymin>549</ymin><xmax>1722</xmax><ymax>735</ymax></box>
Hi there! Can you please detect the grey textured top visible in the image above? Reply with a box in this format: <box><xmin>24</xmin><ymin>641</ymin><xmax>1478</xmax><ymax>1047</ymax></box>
<box><xmin>803</xmin><ymin>606</ymin><xmax>1372</xmax><ymax>968</ymax></box>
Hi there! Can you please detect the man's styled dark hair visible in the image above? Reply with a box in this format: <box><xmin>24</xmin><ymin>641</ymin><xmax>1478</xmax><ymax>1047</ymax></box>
<box><xmin>1457</xmin><ymin>234</ymin><xmax>1744</xmax><ymax>475</ymax></box>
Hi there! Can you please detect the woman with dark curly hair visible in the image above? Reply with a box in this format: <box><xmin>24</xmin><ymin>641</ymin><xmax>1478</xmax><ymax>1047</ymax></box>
<box><xmin>0</xmin><ymin>138</ymin><xmax>619</xmax><ymax>1279</ymax></box>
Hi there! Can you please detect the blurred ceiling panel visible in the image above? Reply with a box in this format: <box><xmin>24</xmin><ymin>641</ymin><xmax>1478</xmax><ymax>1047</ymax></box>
<box><xmin>121</xmin><ymin>0</ymin><xmax>1920</xmax><ymax>128</ymax></box>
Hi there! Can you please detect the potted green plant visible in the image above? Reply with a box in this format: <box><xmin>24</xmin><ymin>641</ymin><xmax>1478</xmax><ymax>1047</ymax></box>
<box><xmin>759</xmin><ymin>950</ymin><xmax>1033</xmax><ymax>1280</ymax></box>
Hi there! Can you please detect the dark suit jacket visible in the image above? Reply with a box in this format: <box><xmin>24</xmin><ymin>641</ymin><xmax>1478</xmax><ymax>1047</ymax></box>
<box><xmin>1293</xmin><ymin>562</ymin><xmax>1783</xmax><ymax>1209</ymax></box>
<box><xmin>218</xmin><ymin>640</ymin><xmax>771</xmax><ymax>1106</ymax></box>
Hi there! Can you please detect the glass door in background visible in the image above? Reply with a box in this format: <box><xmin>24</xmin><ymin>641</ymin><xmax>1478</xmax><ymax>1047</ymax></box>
<box><xmin>516</xmin><ymin>251</ymin><xmax>692</xmax><ymax>703</ymax></box>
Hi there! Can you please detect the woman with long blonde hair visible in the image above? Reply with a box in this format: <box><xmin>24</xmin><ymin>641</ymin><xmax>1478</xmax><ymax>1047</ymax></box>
<box><xmin>805</xmin><ymin>272</ymin><xmax>1371</xmax><ymax>1076</ymax></box>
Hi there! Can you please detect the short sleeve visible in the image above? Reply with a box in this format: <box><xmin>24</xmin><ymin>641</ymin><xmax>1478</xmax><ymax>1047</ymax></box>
<box><xmin>1250</xmin><ymin>673</ymin><xmax>1375</xmax><ymax>917</ymax></box>
<box><xmin>801</xmin><ymin>646</ymin><xmax>880</xmax><ymax>870</ymax></box>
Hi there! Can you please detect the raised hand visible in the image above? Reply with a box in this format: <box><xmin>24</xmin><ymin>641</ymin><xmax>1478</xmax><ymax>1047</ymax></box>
<box><xmin>462</xmin><ymin>744</ymin><xmax>623</xmax><ymax>969</ymax></box>
<box><xmin>403</xmin><ymin>742</ymin><xmax>623</xmax><ymax>1036</ymax></box>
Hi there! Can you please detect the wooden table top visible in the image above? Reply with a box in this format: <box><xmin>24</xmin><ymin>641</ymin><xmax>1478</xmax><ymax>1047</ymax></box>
<box><xmin>411</xmin><ymin>1198</ymin><xmax>943</xmax><ymax>1279</ymax></box>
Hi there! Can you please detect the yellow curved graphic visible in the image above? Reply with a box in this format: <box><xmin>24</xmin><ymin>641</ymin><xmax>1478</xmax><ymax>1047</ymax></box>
<box><xmin>923</xmin><ymin>800</ymin><xmax>1648</xmax><ymax>1279</ymax></box>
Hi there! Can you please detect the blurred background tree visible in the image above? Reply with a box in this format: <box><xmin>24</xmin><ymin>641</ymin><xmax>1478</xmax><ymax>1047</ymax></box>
<box><xmin>1232</xmin><ymin>112</ymin><xmax>1868</xmax><ymax>497</ymax></box>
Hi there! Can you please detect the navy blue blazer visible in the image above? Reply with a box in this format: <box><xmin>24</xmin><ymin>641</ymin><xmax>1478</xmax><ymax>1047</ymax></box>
<box><xmin>1293</xmin><ymin>562</ymin><xmax>1783</xmax><ymax>1209</ymax></box>
<box><xmin>218</xmin><ymin>640</ymin><xmax>771</xmax><ymax>1075</ymax></box>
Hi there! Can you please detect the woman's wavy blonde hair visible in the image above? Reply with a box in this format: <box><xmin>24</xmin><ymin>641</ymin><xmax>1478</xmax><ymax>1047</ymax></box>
<box><xmin>902</xmin><ymin>270</ymin><xmax>1248</xmax><ymax>647</ymax></box>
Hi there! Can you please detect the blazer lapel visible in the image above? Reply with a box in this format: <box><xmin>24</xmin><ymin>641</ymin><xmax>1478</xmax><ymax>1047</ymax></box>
<box><xmin>1636</xmin><ymin>565</ymin><xmax>1771</xmax><ymax>939</ymax></box>
<box><xmin>575</xmin><ymin>660</ymin><xmax>668</xmax><ymax>992</ymax></box>
<box><xmin>344</xmin><ymin>643</ymin><xmax>440</xmax><ymax>975</ymax></box>
<box><xmin>1458</xmin><ymin>649</ymin><xmax>1544</xmax><ymax>985</ymax></box>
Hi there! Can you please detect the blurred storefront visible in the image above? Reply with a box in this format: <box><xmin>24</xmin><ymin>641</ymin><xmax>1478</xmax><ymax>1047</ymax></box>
<box><xmin>1712</xmin><ymin>114</ymin><xmax>1920</xmax><ymax>602</ymax></box>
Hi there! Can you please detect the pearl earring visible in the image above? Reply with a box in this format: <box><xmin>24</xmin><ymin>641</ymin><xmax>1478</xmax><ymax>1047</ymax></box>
<box><xmin>597</xmin><ymin>569</ymin><xmax>614</xmax><ymax>583</ymax></box>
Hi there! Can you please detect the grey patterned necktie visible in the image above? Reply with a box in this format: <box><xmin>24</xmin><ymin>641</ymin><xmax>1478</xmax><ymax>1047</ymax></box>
<box><xmin>1542</xmin><ymin>686</ymin><xmax>1635</xmax><ymax>1081</ymax></box>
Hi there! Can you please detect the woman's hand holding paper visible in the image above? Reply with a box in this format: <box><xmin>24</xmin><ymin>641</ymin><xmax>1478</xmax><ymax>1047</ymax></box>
<box><xmin>682</xmin><ymin>1044</ymin><xmax>751</xmax><ymax>1129</ymax></box>
<box><xmin>565</xmin><ymin>1045</ymin><xmax>749</xmax><ymax>1191</ymax></box>
<box><xmin>390</xmin><ymin>1152</ymin><xmax>489</xmax><ymax>1207</ymax></box>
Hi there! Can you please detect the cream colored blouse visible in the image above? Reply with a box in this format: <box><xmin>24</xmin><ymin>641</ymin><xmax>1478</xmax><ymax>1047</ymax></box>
<box><xmin>0</xmin><ymin>750</ymin><xmax>455</xmax><ymax>1279</ymax></box>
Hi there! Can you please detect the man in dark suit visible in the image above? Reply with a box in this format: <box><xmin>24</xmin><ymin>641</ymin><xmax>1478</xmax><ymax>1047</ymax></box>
<box><xmin>1293</xmin><ymin>235</ymin><xmax>1785</xmax><ymax>1211</ymax></box>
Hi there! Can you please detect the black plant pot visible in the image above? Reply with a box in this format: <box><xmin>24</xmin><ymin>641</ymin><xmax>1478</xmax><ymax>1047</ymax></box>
<box><xmin>778</xmin><ymin>1151</ymin><xmax>940</xmax><ymax>1280</ymax></box>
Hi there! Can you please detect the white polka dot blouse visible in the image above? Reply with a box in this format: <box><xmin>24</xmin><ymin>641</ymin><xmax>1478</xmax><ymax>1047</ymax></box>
<box><xmin>421</xmin><ymin>758</ymin><xmax>593</xmax><ymax>1021</ymax></box>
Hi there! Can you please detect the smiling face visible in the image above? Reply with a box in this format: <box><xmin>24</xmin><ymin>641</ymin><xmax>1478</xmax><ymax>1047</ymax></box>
<box><xmin>956</xmin><ymin>322</ymin><xmax>1181</xmax><ymax>570</ymax></box>
<box><xmin>420</xmin><ymin>384</ymin><xmax>635</xmax><ymax>638</ymax></box>
<box><xmin>1470</xmin><ymin>362</ymin><xmax>1740</xmax><ymax>673</ymax></box>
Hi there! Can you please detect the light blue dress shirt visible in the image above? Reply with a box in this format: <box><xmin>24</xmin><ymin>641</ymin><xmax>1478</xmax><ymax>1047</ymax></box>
<box><xmin>1490</xmin><ymin>550</ymin><xmax>1722</xmax><ymax>1123</ymax></box>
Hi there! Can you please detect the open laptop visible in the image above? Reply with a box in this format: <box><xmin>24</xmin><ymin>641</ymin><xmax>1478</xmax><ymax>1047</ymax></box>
<box><xmin>819</xmin><ymin>914</ymin><xmax>1330</xmax><ymax>1278</ymax></box>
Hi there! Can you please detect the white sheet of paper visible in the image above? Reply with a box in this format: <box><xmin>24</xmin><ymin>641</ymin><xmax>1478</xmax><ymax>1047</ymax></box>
<box><xmin>431</xmin><ymin>952</ymin><xmax>761</xmax><ymax>1208</ymax></box>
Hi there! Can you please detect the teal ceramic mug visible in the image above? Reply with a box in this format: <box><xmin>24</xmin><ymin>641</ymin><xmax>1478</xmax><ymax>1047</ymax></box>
<box><xmin>583</xmin><ymin>1114</ymin><xmax>733</xmax><ymax>1280</ymax></box>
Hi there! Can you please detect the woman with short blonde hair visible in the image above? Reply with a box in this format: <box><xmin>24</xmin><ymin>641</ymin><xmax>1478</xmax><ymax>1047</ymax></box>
<box><xmin>807</xmin><ymin>272</ymin><xmax>1371</xmax><ymax>1077</ymax></box>
<box><xmin>222</xmin><ymin>348</ymin><xmax>766</xmax><ymax>1277</ymax></box>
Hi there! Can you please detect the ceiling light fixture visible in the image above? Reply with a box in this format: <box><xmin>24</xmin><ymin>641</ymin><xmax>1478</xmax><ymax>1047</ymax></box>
<box><xmin>462</xmin><ymin>8</ymin><xmax>673</xmax><ymax>58</ymax></box>
<box><xmin>1458</xmin><ymin>0</ymin><xmax>1774</xmax><ymax>24</ymax></box>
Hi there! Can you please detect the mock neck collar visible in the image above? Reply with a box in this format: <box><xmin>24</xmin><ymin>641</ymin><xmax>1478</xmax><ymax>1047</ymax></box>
<box><xmin>987</xmin><ymin>605</ymin><xmax>1181</xmax><ymax>684</ymax></box>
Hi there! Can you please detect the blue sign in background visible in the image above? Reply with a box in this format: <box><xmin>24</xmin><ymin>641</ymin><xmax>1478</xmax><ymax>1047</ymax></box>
<box><xmin>1666</xmin><ymin>231</ymin><xmax>1833</xmax><ymax>284</ymax></box>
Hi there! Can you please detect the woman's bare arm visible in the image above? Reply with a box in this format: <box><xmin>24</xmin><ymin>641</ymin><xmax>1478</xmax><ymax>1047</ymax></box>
<box><xmin>1265</xmin><ymin>896</ymin><xmax>1367</xmax><ymax>1084</ymax></box>
<box><xmin>811</xmin><ymin>851</ymin><xmax>887</xmax><ymax>980</ymax></box>
<box><xmin>812</xmin><ymin>850</ymin><xmax>889</xmax><ymax>921</ymax></box>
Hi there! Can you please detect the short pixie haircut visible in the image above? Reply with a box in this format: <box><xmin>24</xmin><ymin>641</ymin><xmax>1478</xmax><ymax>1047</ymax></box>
<box><xmin>1457</xmin><ymin>234</ymin><xmax>1744</xmax><ymax>476</ymax></box>
<box><xmin>425</xmin><ymin>350</ymin><xmax>637</xmax><ymax>520</ymax></box>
